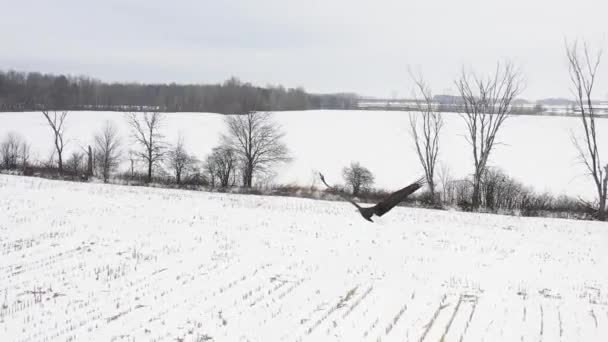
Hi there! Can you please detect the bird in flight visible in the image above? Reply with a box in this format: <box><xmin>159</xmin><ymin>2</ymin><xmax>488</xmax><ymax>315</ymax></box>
<box><xmin>319</xmin><ymin>173</ymin><xmax>425</xmax><ymax>222</ymax></box>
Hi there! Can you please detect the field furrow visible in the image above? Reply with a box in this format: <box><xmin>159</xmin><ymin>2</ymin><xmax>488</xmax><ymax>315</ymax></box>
<box><xmin>0</xmin><ymin>175</ymin><xmax>606</xmax><ymax>341</ymax></box>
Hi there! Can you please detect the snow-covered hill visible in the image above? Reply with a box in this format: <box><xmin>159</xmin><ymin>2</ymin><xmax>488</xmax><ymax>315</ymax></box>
<box><xmin>1</xmin><ymin>175</ymin><xmax>606</xmax><ymax>341</ymax></box>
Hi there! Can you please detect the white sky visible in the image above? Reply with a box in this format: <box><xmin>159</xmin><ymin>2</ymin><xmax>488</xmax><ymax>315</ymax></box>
<box><xmin>1</xmin><ymin>0</ymin><xmax>607</xmax><ymax>99</ymax></box>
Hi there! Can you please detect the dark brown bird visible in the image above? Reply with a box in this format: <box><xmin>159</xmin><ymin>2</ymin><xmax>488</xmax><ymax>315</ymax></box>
<box><xmin>319</xmin><ymin>173</ymin><xmax>425</xmax><ymax>222</ymax></box>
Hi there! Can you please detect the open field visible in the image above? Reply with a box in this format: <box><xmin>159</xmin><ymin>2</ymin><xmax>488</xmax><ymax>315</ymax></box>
<box><xmin>1</xmin><ymin>174</ymin><xmax>607</xmax><ymax>341</ymax></box>
<box><xmin>2</xmin><ymin>110</ymin><xmax>608</xmax><ymax>199</ymax></box>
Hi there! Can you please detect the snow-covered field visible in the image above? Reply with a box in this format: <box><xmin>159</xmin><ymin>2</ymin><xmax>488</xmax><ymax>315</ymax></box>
<box><xmin>1</xmin><ymin>110</ymin><xmax>607</xmax><ymax>199</ymax></box>
<box><xmin>1</xmin><ymin>174</ymin><xmax>607</xmax><ymax>341</ymax></box>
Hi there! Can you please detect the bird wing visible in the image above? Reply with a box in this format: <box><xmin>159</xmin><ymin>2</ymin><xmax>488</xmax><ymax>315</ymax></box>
<box><xmin>372</xmin><ymin>177</ymin><xmax>426</xmax><ymax>216</ymax></box>
<box><xmin>318</xmin><ymin>173</ymin><xmax>362</xmax><ymax>209</ymax></box>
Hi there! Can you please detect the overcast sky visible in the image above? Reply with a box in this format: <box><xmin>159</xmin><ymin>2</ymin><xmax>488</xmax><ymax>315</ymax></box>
<box><xmin>2</xmin><ymin>0</ymin><xmax>607</xmax><ymax>99</ymax></box>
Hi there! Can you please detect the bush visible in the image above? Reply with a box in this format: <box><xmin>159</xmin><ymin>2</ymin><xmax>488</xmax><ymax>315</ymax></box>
<box><xmin>1</xmin><ymin>132</ymin><xmax>29</xmax><ymax>170</ymax></box>
<box><xmin>440</xmin><ymin>167</ymin><xmax>591</xmax><ymax>218</ymax></box>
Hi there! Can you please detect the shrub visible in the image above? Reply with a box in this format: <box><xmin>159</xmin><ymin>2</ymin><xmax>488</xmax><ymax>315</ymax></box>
<box><xmin>440</xmin><ymin>167</ymin><xmax>591</xmax><ymax>218</ymax></box>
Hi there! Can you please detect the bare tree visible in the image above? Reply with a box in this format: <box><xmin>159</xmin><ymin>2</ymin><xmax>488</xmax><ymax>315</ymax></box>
<box><xmin>204</xmin><ymin>158</ymin><xmax>217</xmax><ymax>188</ymax></box>
<box><xmin>222</xmin><ymin>112</ymin><xmax>290</xmax><ymax>187</ymax></box>
<box><xmin>205</xmin><ymin>144</ymin><xmax>238</xmax><ymax>188</ymax></box>
<box><xmin>167</xmin><ymin>134</ymin><xmax>197</xmax><ymax>185</ymax></box>
<box><xmin>342</xmin><ymin>161</ymin><xmax>375</xmax><ymax>196</ymax></box>
<box><xmin>127</xmin><ymin>150</ymin><xmax>137</xmax><ymax>180</ymax></box>
<box><xmin>409</xmin><ymin>74</ymin><xmax>443</xmax><ymax>202</ymax></box>
<box><xmin>66</xmin><ymin>151</ymin><xmax>84</xmax><ymax>178</ymax></box>
<box><xmin>438</xmin><ymin>163</ymin><xmax>452</xmax><ymax>203</ymax></box>
<box><xmin>126</xmin><ymin>112</ymin><xmax>166</xmax><ymax>183</ymax></box>
<box><xmin>94</xmin><ymin>121</ymin><xmax>122</xmax><ymax>183</ymax></box>
<box><xmin>455</xmin><ymin>63</ymin><xmax>523</xmax><ymax>208</ymax></box>
<box><xmin>41</xmin><ymin>110</ymin><xmax>68</xmax><ymax>174</ymax></box>
<box><xmin>20</xmin><ymin>140</ymin><xmax>31</xmax><ymax>171</ymax></box>
<box><xmin>86</xmin><ymin>145</ymin><xmax>94</xmax><ymax>177</ymax></box>
<box><xmin>1</xmin><ymin>132</ymin><xmax>24</xmax><ymax>170</ymax></box>
<box><xmin>566</xmin><ymin>40</ymin><xmax>608</xmax><ymax>220</ymax></box>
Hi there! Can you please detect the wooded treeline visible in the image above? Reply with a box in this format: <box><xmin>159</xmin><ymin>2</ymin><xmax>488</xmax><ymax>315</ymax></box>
<box><xmin>0</xmin><ymin>71</ymin><xmax>358</xmax><ymax>113</ymax></box>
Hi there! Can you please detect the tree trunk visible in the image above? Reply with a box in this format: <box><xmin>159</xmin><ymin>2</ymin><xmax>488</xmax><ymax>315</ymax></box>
<box><xmin>58</xmin><ymin>153</ymin><xmax>63</xmax><ymax>175</ymax></box>
<box><xmin>244</xmin><ymin>162</ymin><xmax>253</xmax><ymax>188</ymax></box>
<box><xmin>599</xmin><ymin>167</ymin><xmax>608</xmax><ymax>220</ymax></box>
<box><xmin>353</xmin><ymin>184</ymin><xmax>360</xmax><ymax>197</ymax></box>
<box><xmin>428</xmin><ymin>180</ymin><xmax>436</xmax><ymax>204</ymax></box>
<box><xmin>472</xmin><ymin>172</ymin><xmax>482</xmax><ymax>209</ymax></box>
<box><xmin>87</xmin><ymin>146</ymin><xmax>93</xmax><ymax>176</ymax></box>
<box><xmin>599</xmin><ymin>196</ymin><xmax>606</xmax><ymax>221</ymax></box>
<box><xmin>103</xmin><ymin>158</ymin><xmax>109</xmax><ymax>183</ymax></box>
<box><xmin>147</xmin><ymin>159</ymin><xmax>152</xmax><ymax>183</ymax></box>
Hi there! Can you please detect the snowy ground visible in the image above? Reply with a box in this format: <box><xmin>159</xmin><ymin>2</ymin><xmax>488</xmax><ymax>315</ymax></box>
<box><xmin>1</xmin><ymin>174</ymin><xmax>607</xmax><ymax>341</ymax></box>
<box><xmin>2</xmin><ymin>110</ymin><xmax>607</xmax><ymax>199</ymax></box>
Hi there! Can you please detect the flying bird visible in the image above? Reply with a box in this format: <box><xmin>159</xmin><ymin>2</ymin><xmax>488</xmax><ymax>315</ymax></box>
<box><xmin>319</xmin><ymin>173</ymin><xmax>425</xmax><ymax>222</ymax></box>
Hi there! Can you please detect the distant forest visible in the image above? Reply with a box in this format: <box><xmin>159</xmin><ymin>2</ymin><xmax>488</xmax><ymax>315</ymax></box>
<box><xmin>0</xmin><ymin>70</ymin><xmax>358</xmax><ymax>113</ymax></box>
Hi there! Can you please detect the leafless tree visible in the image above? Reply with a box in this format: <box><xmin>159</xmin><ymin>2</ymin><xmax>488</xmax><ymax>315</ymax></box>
<box><xmin>205</xmin><ymin>144</ymin><xmax>238</xmax><ymax>188</ymax></box>
<box><xmin>222</xmin><ymin>112</ymin><xmax>290</xmax><ymax>187</ymax></box>
<box><xmin>86</xmin><ymin>145</ymin><xmax>93</xmax><ymax>177</ymax></box>
<box><xmin>566</xmin><ymin>40</ymin><xmax>607</xmax><ymax>220</ymax></box>
<box><xmin>438</xmin><ymin>163</ymin><xmax>452</xmax><ymax>203</ymax></box>
<box><xmin>41</xmin><ymin>110</ymin><xmax>68</xmax><ymax>174</ymax></box>
<box><xmin>409</xmin><ymin>74</ymin><xmax>443</xmax><ymax>202</ymax></box>
<box><xmin>20</xmin><ymin>140</ymin><xmax>31</xmax><ymax>171</ymax></box>
<box><xmin>167</xmin><ymin>134</ymin><xmax>197</xmax><ymax>185</ymax></box>
<box><xmin>94</xmin><ymin>121</ymin><xmax>122</xmax><ymax>183</ymax></box>
<box><xmin>127</xmin><ymin>150</ymin><xmax>137</xmax><ymax>180</ymax></box>
<box><xmin>342</xmin><ymin>161</ymin><xmax>375</xmax><ymax>196</ymax></box>
<box><xmin>455</xmin><ymin>62</ymin><xmax>523</xmax><ymax>208</ymax></box>
<box><xmin>66</xmin><ymin>151</ymin><xmax>84</xmax><ymax>178</ymax></box>
<box><xmin>204</xmin><ymin>159</ymin><xmax>217</xmax><ymax>187</ymax></box>
<box><xmin>1</xmin><ymin>132</ymin><xmax>24</xmax><ymax>170</ymax></box>
<box><xmin>126</xmin><ymin>112</ymin><xmax>166</xmax><ymax>183</ymax></box>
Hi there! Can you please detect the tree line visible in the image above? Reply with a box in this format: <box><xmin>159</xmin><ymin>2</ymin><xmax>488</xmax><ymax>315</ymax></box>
<box><xmin>1</xmin><ymin>109</ymin><xmax>291</xmax><ymax>192</ymax></box>
<box><xmin>0</xmin><ymin>71</ymin><xmax>358</xmax><ymax>113</ymax></box>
